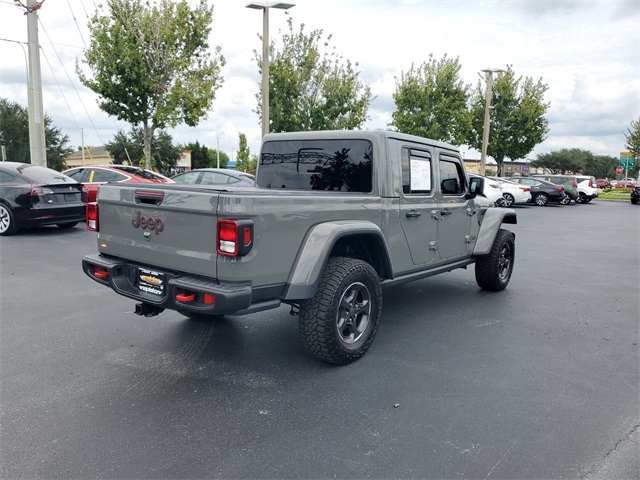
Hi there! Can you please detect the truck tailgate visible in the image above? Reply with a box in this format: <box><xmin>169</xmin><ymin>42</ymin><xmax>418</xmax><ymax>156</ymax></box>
<box><xmin>95</xmin><ymin>184</ymin><xmax>221</xmax><ymax>278</ymax></box>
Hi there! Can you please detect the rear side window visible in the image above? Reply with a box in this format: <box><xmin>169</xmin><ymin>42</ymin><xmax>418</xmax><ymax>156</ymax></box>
<box><xmin>258</xmin><ymin>139</ymin><xmax>372</xmax><ymax>192</ymax></box>
<box><xmin>173</xmin><ymin>171</ymin><xmax>201</xmax><ymax>184</ymax></box>
<box><xmin>64</xmin><ymin>168</ymin><xmax>86</xmax><ymax>181</ymax></box>
<box><xmin>89</xmin><ymin>169</ymin><xmax>123</xmax><ymax>183</ymax></box>
<box><xmin>401</xmin><ymin>147</ymin><xmax>432</xmax><ymax>194</ymax></box>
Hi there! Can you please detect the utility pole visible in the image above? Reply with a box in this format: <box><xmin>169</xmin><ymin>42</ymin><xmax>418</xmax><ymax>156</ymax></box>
<box><xmin>16</xmin><ymin>1</ymin><xmax>47</xmax><ymax>167</ymax></box>
<box><xmin>479</xmin><ymin>68</ymin><xmax>504</xmax><ymax>176</ymax></box>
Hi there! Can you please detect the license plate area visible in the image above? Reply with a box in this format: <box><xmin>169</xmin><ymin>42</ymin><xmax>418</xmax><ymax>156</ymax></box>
<box><xmin>138</xmin><ymin>267</ymin><xmax>165</xmax><ymax>296</ymax></box>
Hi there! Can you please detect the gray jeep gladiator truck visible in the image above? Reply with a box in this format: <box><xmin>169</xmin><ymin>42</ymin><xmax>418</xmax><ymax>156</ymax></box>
<box><xmin>82</xmin><ymin>130</ymin><xmax>517</xmax><ymax>364</ymax></box>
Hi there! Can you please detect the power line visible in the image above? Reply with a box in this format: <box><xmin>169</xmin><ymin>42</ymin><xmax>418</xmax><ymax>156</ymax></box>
<box><xmin>38</xmin><ymin>16</ymin><xmax>105</xmax><ymax>145</ymax></box>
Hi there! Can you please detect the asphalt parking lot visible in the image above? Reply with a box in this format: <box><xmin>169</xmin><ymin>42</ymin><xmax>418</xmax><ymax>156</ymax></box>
<box><xmin>1</xmin><ymin>200</ymin><xmax>638</xmax><ymax>479</ymax></box>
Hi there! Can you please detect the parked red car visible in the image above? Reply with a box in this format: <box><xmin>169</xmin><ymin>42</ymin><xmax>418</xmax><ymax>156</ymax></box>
<box><xmin>596</xmin><ymin>178</ymin><xmax>611</xmax><ymax>189</ymax></box>
<box><xmin>63</xmin><ymin>165</ymin><xmax>173</xmax><ymax>202</ymax></box>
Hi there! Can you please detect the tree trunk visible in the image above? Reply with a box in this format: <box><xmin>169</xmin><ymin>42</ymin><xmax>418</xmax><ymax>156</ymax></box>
<box><xmin>143</xmin><ymin>121</ymin><xmax>153</xmax><ymax>170</ymax></box>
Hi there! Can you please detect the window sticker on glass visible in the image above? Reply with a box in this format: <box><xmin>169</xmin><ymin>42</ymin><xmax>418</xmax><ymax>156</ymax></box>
<box><xmin>410</xmin><ymin>159</ymin><xmax>431</xmax><ymax>191</ymax></box>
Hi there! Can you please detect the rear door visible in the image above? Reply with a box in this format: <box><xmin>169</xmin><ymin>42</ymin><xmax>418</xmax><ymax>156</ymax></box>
<box><xmin>399</xmin><ymin>147</ymin><xmax>438</xmax><ymax>265</ymax></box>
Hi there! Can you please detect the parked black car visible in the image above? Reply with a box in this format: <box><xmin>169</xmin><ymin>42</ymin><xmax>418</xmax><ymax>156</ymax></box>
<box><xmin>0</xmin><ymin>162</ymin><xmax>85</xmax><ymax>236</ymax></box>
<box><xmin>507</xmin><ymin>177</ymin><xmax>568</xmax><ymax>206</ymax></box>
<box><xmin>631</xmin><ymin>184</ymin><xmax>640</xmax><ymax>205</ymax></box>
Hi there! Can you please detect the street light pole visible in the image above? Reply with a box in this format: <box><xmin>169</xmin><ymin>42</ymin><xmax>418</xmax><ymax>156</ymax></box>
<box><xmin>479</xmin><ymin>68</ymin><xmax>504</xmax><ymax>176</ymax></box>
<box><xmin>246</xmin><ymin>2</ymin><xmax>295</xmax><ymax>138</ymax></box>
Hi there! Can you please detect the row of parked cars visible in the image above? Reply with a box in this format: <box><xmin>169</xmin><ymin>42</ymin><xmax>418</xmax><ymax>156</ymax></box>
<box><xmin>1</xmin><ymin>161</ymin><xmax>636</xmax><ymax>236</ymax></box>
<box><xmin>475</xmin><ymin>174</ymin><xmax>602</xmax><ymax>207</ymax></box>
<box><xmin>0</xmin><ymin>162</ymin><xmax>256</xmax><ymax>236</ymax></box>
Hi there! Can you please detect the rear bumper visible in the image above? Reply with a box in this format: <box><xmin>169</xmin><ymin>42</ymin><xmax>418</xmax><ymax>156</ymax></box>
<box><xmin>82</xmin><ymin>253</ymin><xmax>256</xmax><ymax>315</ymax></box>
<box><xmin>18</xmin><ymin>205</ymin><xmax>85</xmax><ymax>228</ymax></box>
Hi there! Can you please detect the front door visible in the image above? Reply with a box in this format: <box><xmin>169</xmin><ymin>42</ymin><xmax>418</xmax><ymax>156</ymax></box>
<box><xmin>436</xmin><ymin>154</ymin><xmax>472</xmax><ymax>260</ymax></box>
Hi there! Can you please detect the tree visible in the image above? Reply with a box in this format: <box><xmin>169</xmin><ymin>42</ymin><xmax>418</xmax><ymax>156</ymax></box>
<box><xmin>585</xmin><ymin>154</ymin><xmax>618</xmax><ymax>179</ymax></box>
<box><xmin>468</xmin><ymin>66</ymin><xmax>549</xmax><ymax>176</ymax></box>
<box><xmin>77</xmin><ymin>0</ymin><xmax>225</xmax><ymax>170</ymax></box>
<box><xmin>105</xmin><ymin>127</ymin><xmax>181</xmax><ymax>174</ymax></box>
<box><xmin>236</xmin><ymin>133</ymin><xmax>252</xmax><ymax>172</ymax></box>
<box><xmin>624</xmin><ymin>116</ymin><xmax>640</xmax><ymax>161</ymax></box>
<box><xmin>0</xmin><ymin>98</ymin><xmax>73</xmax><ymax>171</ymax></box>
<box><xmin>531</xmin><ymin>148</ymin><xmax>592</xmax><ymax>174</ymax></box>
<box><xmin>390</xmin><ymin>55</ymin><xmax>471</xmax><ymax>145</ymax></box>
<box><xmin>254</xmin><ymin>16</ymin><xmax>373</xmax><ymax>132</ymax></box>
<box><xmin>207</xmin><ymin>149</ymin><xmax>229</xmax><ymax>168</ymax></box>
<box><xmin>183</xmin><ymin>141</ymin><xmax>210</xmax><ymax>170</ymax></box>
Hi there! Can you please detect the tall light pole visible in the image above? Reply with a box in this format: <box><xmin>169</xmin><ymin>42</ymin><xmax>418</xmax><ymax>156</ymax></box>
<box><xmin>15</xmin><ymin>0</ymin><xmax>47</xmax><ymax>167</ymax></box>
<box><xmin>246</xmin><ymin>2</ymin><xmax>295</xmax><ymax>138</ymax></box>
<box><xmin>479</xmin><ymin>68</ymin><xmax>504</xmax><ymax>176</ymax></box>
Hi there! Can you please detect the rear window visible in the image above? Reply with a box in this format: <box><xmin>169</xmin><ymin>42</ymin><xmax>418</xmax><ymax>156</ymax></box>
<box><xmin>257</xmin><ymin>139</ymin><xmax>373</xmax><ymax>192</ymax></box>
<box><xmin>14</xmin><ymin>164</ymin><xmax>77</xmax><ymax>184</ymax></box>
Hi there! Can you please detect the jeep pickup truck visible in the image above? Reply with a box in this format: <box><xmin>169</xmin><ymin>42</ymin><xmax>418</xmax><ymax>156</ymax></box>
<box><xmin>83</xmin><ymin>130</ymin><xmax>517</xmax><ymax>364</ymax></box>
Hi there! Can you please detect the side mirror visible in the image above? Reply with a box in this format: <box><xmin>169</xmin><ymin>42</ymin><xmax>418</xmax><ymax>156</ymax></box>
<box><xmin>467</xmin><ymin>176</ymin><xmax>483</xmax><ymax>199</ymax></box>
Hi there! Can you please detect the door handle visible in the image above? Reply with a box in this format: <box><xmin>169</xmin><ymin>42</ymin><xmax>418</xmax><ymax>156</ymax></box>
<box><xmin>406</xmin><ymin>210</ymin><xmax>421</xmax><ymax>218</ymax></box>
<box><xmin>441</xmin><ymin>209</ymin><xmax>452</xmax><ymax>217</ymax></box>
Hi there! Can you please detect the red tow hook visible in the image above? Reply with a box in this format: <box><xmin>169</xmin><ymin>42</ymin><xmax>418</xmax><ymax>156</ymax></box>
<box><xmin>176</xmin><ymin>293</ymin><xmax>195</xmax><ymax>302</ymax></box>
<box><xmin>94</xmin><ymin>268</ymin><xmax>109</xmax><ymax>280</ymax></box>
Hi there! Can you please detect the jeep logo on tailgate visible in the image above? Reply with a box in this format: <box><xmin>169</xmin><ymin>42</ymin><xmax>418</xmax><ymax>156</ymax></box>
<box><xmin>132</xmin><ymin>211</ymin><xmax>164</xmax><ymax>234</ymax></box>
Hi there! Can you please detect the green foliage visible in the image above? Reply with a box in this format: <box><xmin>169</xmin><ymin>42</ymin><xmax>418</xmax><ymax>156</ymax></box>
<box><xmin>236</xmin><ymin>133</ymin><xmax>252</xmax><ymax>172</ymax></box>
<box><xmin>485</xmin><ymin>169</ymin><xmax>496</xmax><ymax>177</ymax></box>
<box><xmin>247</xmin><ymin>154</ymin><xmax>259</xmax><ymax>175</ymax></box>
<box><xmin>207</xmin><ymin>149</ymin><xmax>229</xmax><ymax>169</ymax></box>
<box><xmin>0</xmin><ymin>98</ymin><xmax>73</xmax><ymax>171</ymax></box>
<box><xmin>624</xmin><ymin>117</ymin><xmax>640</xmax><ymax>161</ymax></box>
<box><xmin>255</xmin><ymin>16</ymin><xmax>373</xmax><ymax>132</ymax></box>
<box><xmin>468</xmin><ymin>66</ymin><xmax>549</xmax><ymax>175</ymax></box>
<box><xmin>390</xmin><ymin>55</ymin><xmax>471</xmax><ymax>145</ymax></box>
<box><xmin>531</xmin><ymin>148</ymin><xmax>592</xmax><ymax>174</ymax></box>
<box><xmin>105</xmin><ymin>127</ymin><xmax>180</xmax><ymax>174</ymax></box>
<box><xmin>77</xmin><ymin>0</ymin><xmax>225</xmax><ymax>169</ymax></box>
<box><xmin>182</xmin><ymin>141</ymin><xmax>208</xmax><ymax>169</ymax></box>
<box><xmin>586</xmin><ymin>154</ymin><xmax>619</xmax><ymax>178</ymax></box>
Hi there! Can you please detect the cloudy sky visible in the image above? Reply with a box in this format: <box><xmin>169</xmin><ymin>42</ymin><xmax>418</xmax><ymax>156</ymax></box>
<box><xmin>1</xmin><ymin>0</ymin><xmax>638</xmax><ymax>162</ymax></box>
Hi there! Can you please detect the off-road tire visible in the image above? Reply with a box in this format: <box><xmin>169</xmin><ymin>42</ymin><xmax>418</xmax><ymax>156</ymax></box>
<box><xmin>0</xmin><ymin>204</ymin><xmax>18</xmax><ymax>236</ymax></box>
<box><xmin>298</xmin><ymin>257</ymin><xmax>382</xmax><ymax>365</ymax></box>
<box><xmin>179</xmin><ymin>310</ymin><xmax>224</xmax><ymax>321</ymax></box>
<box><xmin>56</xmin><ymin>222</ymin><xmax>78</xmax><ymax>229</ymax></box>
<box><xmin>533</xmin><ymin>193</ymin><xmax>548</xmax><ymax>206</ymax></box>
<box><xmin>475</xmin><ymin>229</ymin><xmax>515</xmax><ymax>292</ymax></box>
<box><xmin>559</xmin><ymin>196</ymin><xmax>571</xmax><ymax>205</ymax></box>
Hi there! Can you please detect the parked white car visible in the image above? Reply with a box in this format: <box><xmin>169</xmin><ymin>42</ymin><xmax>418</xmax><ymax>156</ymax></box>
<box><xmin>473</xmin><ymin>176</ymin><xmax>504</xmax><ymax>206</ymax></box>
<box><xmin>490</xmin><ymin>177</ymin><xmax>532</xmax><ymax>206</ymax></box>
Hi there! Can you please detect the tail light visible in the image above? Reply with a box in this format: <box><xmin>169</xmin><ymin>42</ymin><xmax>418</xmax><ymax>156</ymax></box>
<box><xmin>589</xmin><ymin>178</ymin><xmax>595</xmax><ymax>187</ymax></box>
<box><xmin>573</xmin><ymin>178</ymin><xmax>577</xmax><ymax>187</ymax></box>
<box><xmin>86</xmin><ymin>202</ymin><xmax>99</xmax><ymax>231</ymax></box>
<box><xmin>217</xmin><ymin>219</ymin><xmax>253</xmax><ymax>257</ymax></box>
<box><xmin>520</xmin><ymin>187</ymin><xmax>531</xmax><ymax>192</ymax></box>
<box><xmin>81</xmin><ymin>185</ymin><xmax>89</xmax><ymax>203</ymax></box>
<box><xmin>555</xmin><ymin>186</ymin><xmax>564</xmax><ymax>191</ymax></box>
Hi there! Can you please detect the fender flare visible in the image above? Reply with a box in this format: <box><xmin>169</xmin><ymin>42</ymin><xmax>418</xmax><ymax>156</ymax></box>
<box><xmin>282</xmin><ymin>220</ymin><xmax>392</xmax><ymax>300</ymax></box>
<box><xmin>473</xmin><ymin>208</ymin><xmax>517</xmax><ymax>255</ymax></box>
